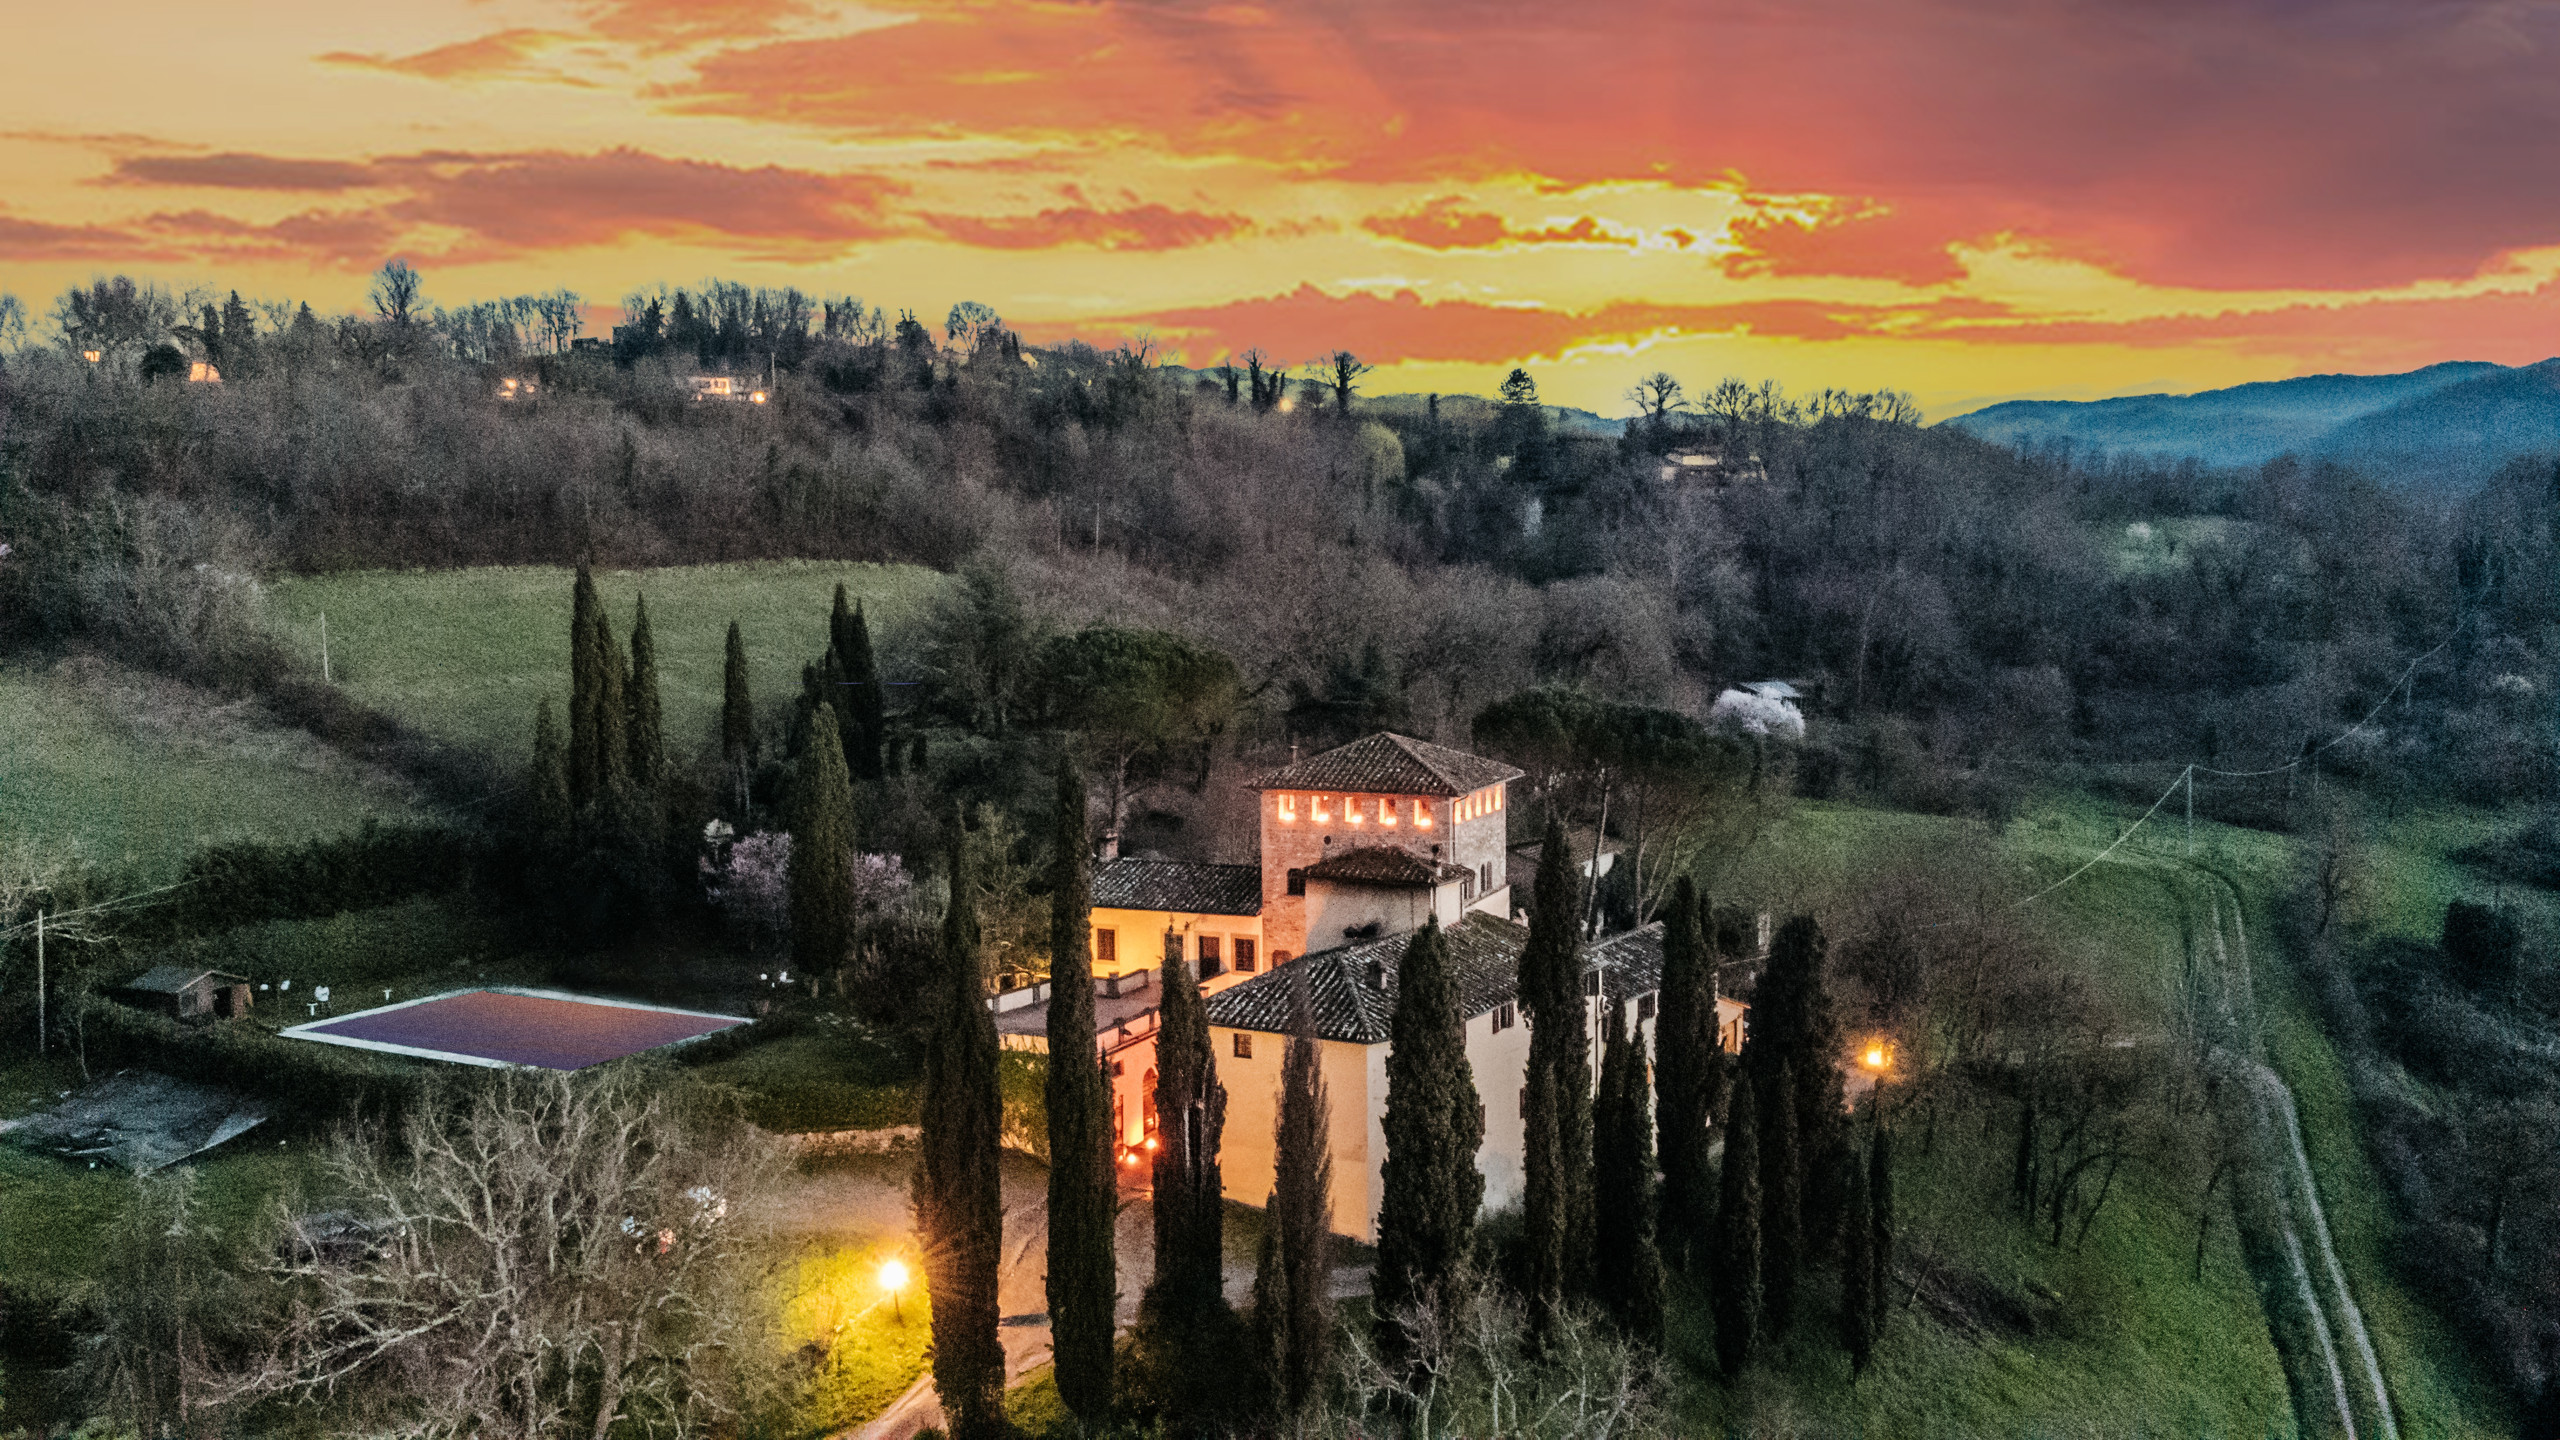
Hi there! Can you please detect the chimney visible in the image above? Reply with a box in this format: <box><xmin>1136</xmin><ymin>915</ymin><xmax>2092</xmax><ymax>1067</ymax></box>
<box><xmin>1101</xmin><ymin>830</ymin><xmax>1120</xmax><ymax>862</ymax></box>
<box><xmin>1290</xmin><ymin>741</ymin><xmax>1301</xmax><ymax>763</ymax></box>
<box><xmin>1366</xmin><ymin>958</ymin><xmax>1388</xmax><ymax>991</ymax></box>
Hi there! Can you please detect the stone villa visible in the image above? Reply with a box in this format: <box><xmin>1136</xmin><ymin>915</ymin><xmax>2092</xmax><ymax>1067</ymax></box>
<box><xmin>993</xmin><ymin>731</ymin><xmax>1747</xmax><ymax>1243</ymax></box>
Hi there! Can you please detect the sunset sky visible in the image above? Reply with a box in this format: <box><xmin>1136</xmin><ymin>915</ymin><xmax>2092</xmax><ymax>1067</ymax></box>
<box><xmin>8</xmin><ymin>0</ymin><xmax>2560</xmax><ymax>416</ymax></box>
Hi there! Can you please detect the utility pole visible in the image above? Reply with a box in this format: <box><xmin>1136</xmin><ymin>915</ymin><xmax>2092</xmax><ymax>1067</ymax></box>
<box><xmin>35</xmin><ymin>910</ymin><xmax>44</xmax><ymax>1054</ymax></box>
<box><xmin>320</xmin><ymin>611</ymin><xmax>331</xmax><ymax>683</ymax></box>
<box><xmin>2185</xmin><ymin>768</ymin><xmax>2195</xmax><ymax>857</ymax></box>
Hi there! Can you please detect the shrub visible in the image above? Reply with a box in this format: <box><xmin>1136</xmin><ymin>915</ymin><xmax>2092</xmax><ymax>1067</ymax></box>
<box><xmin>2443</xmin><ymin>900</ymin><xmax>2523</xmax><ymax>995</ymax></box>
<box><xmin>170</xmin><ymin>821</ymin><xmax>483</xmax><ymax>933</ymax></box>
<box><xmin>69</xmin><ymin>992</ymin><xmax>424</xmax><ymax>1127</ymax></box>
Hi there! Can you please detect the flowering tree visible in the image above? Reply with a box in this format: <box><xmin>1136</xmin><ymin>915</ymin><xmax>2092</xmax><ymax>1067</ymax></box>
<box><xmin>703</xmin><ymin>830</ymin><xmax>793</xmax><ymax>953</ymax></box>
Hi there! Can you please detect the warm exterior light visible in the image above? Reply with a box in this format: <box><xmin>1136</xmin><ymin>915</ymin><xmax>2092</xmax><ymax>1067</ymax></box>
<box><xmin>81</xmin><ymin>350</ymin><xmax>101</xmax><ymax>363</ymax></box>
<box><xmin>750</xmin><ymin>391</ymin><xmax>767</xmax><ymax>403</ymax></box>
<box><xmin>1861</xmin><ymin>1040</ymin><xmax>1891</xmax><ymax>1071</ymax></box>
<box><xmin>1144</xmin><ymin>1136</ymin><xmax>1159</xmax><ymax>1151</ymax></box>
<box><xmin>878</xmin><ymin>1256</ymin><xmax>910</xmax><ymax>1323</ymax></box>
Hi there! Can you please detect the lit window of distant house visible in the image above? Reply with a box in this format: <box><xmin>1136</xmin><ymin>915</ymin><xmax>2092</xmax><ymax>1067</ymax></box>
<box><xmin>1199</xmin><ymin>935</ymin><xmax>1223</xmax><ymax>977</ymax></box>
<box><xmin>1235</xmin><ymin>938</ymin><xmax>1258</xmax><ymax>973</ymax></box>
<box><xmin>1095</xmin><ymin>928</ymin><xmax>1117</xmax><ymax>965</ymax></box>
<box><xmin>1233</xmin><ymin>1033</ymin><xmax>1253</xmax><ymax>1059</ymax></box>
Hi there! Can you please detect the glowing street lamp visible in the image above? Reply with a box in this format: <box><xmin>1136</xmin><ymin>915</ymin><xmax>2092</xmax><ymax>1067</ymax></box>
<box><xmin>1859</xmin><ymin>1039</ymin><xmax>1893</xmax><ymax>1077</ymax></box>
<box><xmin>879</xmin><ymin>1257</ymin><xmax>910</xmax><ymax>1324</ymax></box>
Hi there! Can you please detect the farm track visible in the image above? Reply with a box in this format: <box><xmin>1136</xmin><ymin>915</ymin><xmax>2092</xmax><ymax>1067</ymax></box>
<box><xmin>2192</xmin><ymin>879</ymin><xmax>2398</xmax><ymax>1440</ymax></box>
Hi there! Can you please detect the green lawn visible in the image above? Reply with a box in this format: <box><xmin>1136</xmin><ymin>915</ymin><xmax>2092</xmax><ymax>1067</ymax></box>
<box><xmin>0</xmin><ymin>662</ymin><xmax>426</xmax><ymax>881</ymax></box>
<box><xmin>768</xmin><ymin>1233</ymin><xmax>935</xmax><ymax>1438</ymax></box>
<box><xmin>262</xmin><ymin>561</ymin><xmax>948</xmax><ymax>763</ymax></box>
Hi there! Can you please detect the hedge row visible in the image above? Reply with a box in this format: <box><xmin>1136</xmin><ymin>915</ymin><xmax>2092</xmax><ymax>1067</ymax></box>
<box><xmin>172</xmin><ymin>820</ymin><xmax>485</xmax><ymax>933</ymax></box>
<box><xmin>72</xmin><ymin>994</ymin><xmax>425</xmax><ymax>1127</ymax></box>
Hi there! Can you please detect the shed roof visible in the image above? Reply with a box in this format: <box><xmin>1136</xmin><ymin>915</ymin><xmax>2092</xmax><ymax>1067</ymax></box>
<box><xmin>119</xmin><ymin>965</ymin><xmax>246</xmax><ymax>995</ymax></box>
<box><xmin>1249</xmin><ymin>732</ymin><xmax>1523</xmax><ymax>798</ymax></box>
<box><xmin>1091</xmin><ymin>859</ymin><xmax>1263</xmax><ymax>917</ymax></box>
<box><xmin>1303</xmin><ymin>845</ymin><xmax>1472</xmax><ymax>888</ymax></box>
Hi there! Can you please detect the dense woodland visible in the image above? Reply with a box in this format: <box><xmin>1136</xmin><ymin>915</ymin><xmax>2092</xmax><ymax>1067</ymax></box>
<box><xmin>2</xmin><ymin>268</ymin><xmax>2558</xmax><ymax>1435</ymax></box>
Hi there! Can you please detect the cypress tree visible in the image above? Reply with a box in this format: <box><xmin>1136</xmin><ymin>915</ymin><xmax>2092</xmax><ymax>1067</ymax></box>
<box><xmin>1138</xmin><ymin>925</ymin><xmax>1232</xmax><ymax>1426</ymax></box>
<box><xmin>1593</xmin><ymin>1002</ymin><xmax>1666</xmax><ymax>1342</ymax></box>
<box><xmin>1841</xmin><ymin>1161</ymin><xmax>1875</xmax><ymax>1377</ymax></box>
<box><xmin>626</xmin><ymin>594</ymin><xmax>664</xmax><ymax>789</ymax></box>
<box><xmin>1655</xmin><ymin>876</ymin><xmax>1721</xmax><ymax>1272</ymax></box>
<box><xmin>593</xmin><ymin>606</ymin><xmax>630</xmax><ymax>796</ymax></box>
<box><xmin>915</xmin><ymin>828</ymin><xmax>1007</xmax><ymax>1440</ymax></box>
<box><xmin>721</xmin><ymin>620</ymin><xmax>755</xmax><ymax>765</ymax></box>
<box><xmin>1252</xmin><ymin>969</ymin><xmax>1335</xmax><ymax>1419</ymax></box>
<box><xmin>1760</xmin><ymin>1056</ymin><xmax>1802</xmax><ymax>1336</ymax></box>
<box><xmin>568</xmin><ymin>565</ymin><xmax>602</xmax><ymax>807</ymax></box>
<box><xmin>1870</xmin><ymin>1120</ymin><xmax>1895</xmax><ymax>1331</ymax></box>
<box><xmin>1520</xmin><ymin>816</ymin><xmax>1594</xmax><ymax>1328</ymax></box>
<box><xmin>531</xmin><ymin>697</ymin><xmax>572</xmax><ymax>843</ymax></box>
<box><xmin>1746</xmin><ymin>916</ymin><xmax>1848</xmax><ymax>1249</ymax></box>
<box><xmin>1713</xmin><ymin>1071</ymin><xmax>1763</xmax><ymax>1378</ymax></box>
<box><xmin>789</xmin><ymin>704</ymin><xmax>857</xmax><ymax>974</ymax></box>
<box><xmin>845</xmin><ymin>598</ymin><xmax>886</xmax><ymax>782</ymax></box>
<box><xmin>1045</xmin><ymin>760</ymin><xmax>1116</xmax><ymax>1430</ymax></box>
<box><xmin>1372</xmin><ymin>917</ymin><xmax>1483</xmax><ymax>1355</ymax></box>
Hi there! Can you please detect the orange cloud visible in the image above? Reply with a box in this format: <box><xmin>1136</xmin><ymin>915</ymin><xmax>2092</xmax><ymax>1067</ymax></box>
<box><xmin>376</xmin><ymin>149</ymin><xmax>908</xmax><ymax>258</ymax></box>
<box><xmin>577</xmin><ymin>0</ymin><xmax>815</xmax><ymax>50</ymax></box>
<box><xmin>319</xmin><ymin>29</ymin><xmax>576</xmax><ymax>84</ymax></box>
<box><xmin>0</xmin><ymin>212</ymin><xmax>182</xmax><ymax>264</ymax></box>
<box><xmin>107</xmin><ymin>153</ymin><xmax>378</xmax><ymax>192</ymax></box>
<box><xmin>1720</xmin><ymin>202</ymin><xmax>1967</xmax><ymax>286</ymax></box>
<box><xmin>1036</xmin><ymin>283</ymin><xmax>2025</xmax><ymax>368</ymax></box>
<box><xmin>1363</xmin><ymin>197</ymin><xmax>1640</xmax><ymax>250</ymax></box>
<box><xmin>925</xmin><ymin>202</ymin><xmax>1250</xmax><ymax>251</ymax></box>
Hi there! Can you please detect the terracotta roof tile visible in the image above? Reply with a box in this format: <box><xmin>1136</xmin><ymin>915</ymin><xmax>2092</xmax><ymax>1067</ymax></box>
<box><xmin>1248</xmin><ymin>732</ymin><xmax>1524</xmax><ymax>798</ymax></box>
<box><xmin>1302</xmin><ymin>845</ymin><xmax>1472</xmax><ymax>888</ymax></box>
<box><xmin>1206</xmin><ymin>918</ymin><xmax>1673</xmax><ymax>1044</ymax></box>
<box><xmin>1090</xmin><ymin>859</ymin><xmax>1262</xmax><ymax>917</ymax></box>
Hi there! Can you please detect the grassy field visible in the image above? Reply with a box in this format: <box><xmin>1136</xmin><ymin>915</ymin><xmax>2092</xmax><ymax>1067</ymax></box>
<box><xmin>263</xmin><ymin>561</ymin><xmax>948</xmax><ymax>763</ymax></box>
<box><xmin>0</xmin><ymin>660</ymin><xmax>426</xmax><ymax>881</ymax></box>
<box><xmin>1703</xmin><ymin>792</ymin><xmax>2518</xmax><ymax>1437</ymax></box>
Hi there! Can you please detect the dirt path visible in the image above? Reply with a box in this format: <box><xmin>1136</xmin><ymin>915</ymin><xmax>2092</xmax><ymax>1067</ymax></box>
<box><xmin>2197</xmin><ymin>884</ymin><xmax>2397</xmax><ymax>1440</ymax></box>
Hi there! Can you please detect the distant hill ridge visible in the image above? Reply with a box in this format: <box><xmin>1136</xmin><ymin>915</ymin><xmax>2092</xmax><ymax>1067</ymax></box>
<box><xmin>1940</xmin><ymin>358</ymin><xmax>2560</xmax><ymax>491</ymax></box>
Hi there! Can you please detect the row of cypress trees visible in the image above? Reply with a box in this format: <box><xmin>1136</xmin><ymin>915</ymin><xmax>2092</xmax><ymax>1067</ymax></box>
<box><xmin>930</xmin><ymin>793</ymin><xmax>1895</xmax><ymax>1438</ymax></box>
<box><xmin>531</xmin><ymin>564</ymin><xmax>669</xmax><ymax>839</ymax></box>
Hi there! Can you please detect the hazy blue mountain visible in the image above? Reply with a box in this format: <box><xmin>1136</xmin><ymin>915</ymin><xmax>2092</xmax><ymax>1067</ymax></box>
<box><xmin>1939</xmin><ymin>359</ymin><xmax>2560</xmax><ymax>490</ymax></box>
<box><xmin>2306</xmin><ymin>359</ymin><xmax>2560</xmax><ymax>487</ymax></box>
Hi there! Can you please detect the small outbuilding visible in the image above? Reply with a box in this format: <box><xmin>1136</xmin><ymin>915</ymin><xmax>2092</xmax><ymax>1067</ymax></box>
<box><xmin>114</xmin><ymin>965</ymin><xmax>252</xmax><ymax>1022</ymax></box>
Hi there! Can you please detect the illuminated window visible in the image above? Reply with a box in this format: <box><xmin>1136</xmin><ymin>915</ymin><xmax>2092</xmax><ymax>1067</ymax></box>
<box><xmin>1380</xmin><ymin>798</ymin><xmax>1398</xmax><ymax>826</ymax></box>
<box><xmin>1415</xmin><ymin>802</ymin><xmax>1433</xmax><ymax>829</ymax></box>
<box><xmin>1347</xmin><ymin>796</ymin><xmax>1366</xmax><ymax>826</ymax></box>
<box><xmin>1312</xmin><ymin>795</ymin><xmax>1332</xmax><ymax>823</ymax></box>
<box><xmin>1494</xmin><ymin>788</ymin><xmax>1503</xmax><ymax>811</ymax></box>
<box><xmin>1278</xmin><ymin>794</ymin><xmax>1298</xmax><ymax>823</ymax></box>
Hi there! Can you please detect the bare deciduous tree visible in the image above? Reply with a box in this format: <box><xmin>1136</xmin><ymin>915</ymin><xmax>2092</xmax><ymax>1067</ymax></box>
<box><xmin>224</xmin><ymin>1067</ymin><xmax>787</xmax><ymax>1439</ymax></box>
<box><xmin>370</xmin><ymin>258</ymin><xmax>424</xmax><ymax>328</ymax></box>
<box><xmin>1331</xmin><ymin>1269</ymin><xmax>1668</xmax><ymax>1440</ymax></box>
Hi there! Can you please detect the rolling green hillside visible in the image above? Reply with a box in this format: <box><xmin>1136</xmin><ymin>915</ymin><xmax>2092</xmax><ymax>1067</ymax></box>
<box><xmin>0</xmin><ymin>659</ymin><xmax>426</xmax><ymax>881</ymax></box>
<box><xmin>262</xmin><ymin>560</ymin><xmax>949</xmax><ymax>764</ymax></box>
